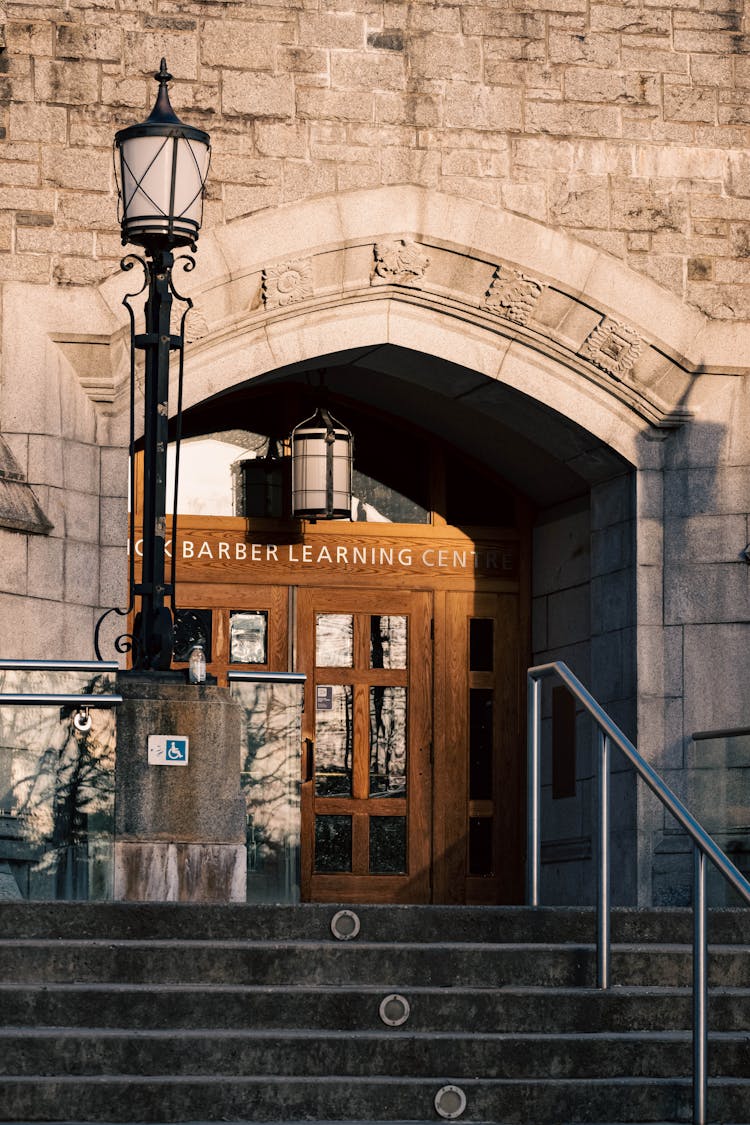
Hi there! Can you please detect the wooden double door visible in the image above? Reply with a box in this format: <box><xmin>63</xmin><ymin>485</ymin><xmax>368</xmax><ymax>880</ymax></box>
<box><xmin>295</xmin><ymin>586</ymin><xmax>523</xmax><ymax>905</ymax></box>
<box><xmin>169</xmin><ymin>555</ymin><xmax>524</xmax><ymax>904</ymax></box>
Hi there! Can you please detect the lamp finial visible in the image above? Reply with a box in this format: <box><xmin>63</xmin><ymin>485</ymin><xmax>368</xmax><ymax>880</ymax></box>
<box><xmin>146</xmin><ymin>58</ymin><xmax>180</xmax><ymax>125</ymax></box>
<box><xmin>155</xmin><ymin>57</ymin><xmax>172</xmax><ymax>85</ymax></box>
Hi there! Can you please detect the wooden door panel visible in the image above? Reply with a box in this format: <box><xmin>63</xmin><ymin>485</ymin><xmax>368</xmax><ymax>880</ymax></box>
<box><xmin>298</xmin><ymin>588</ymin><xmax>432</xmax><ymax>904</ymax></box>
<box><xmin>434</xmin><ymin>591</ymin><xmax>523</xmax><ymax>905</ymax></box>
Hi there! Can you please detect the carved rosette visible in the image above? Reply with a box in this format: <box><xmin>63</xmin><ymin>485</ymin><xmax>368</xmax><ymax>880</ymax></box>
<box><xmin>372</xmin><ymin>238</ymin><xmax>431</xmax><ymax>286</ymax></box>
<box><xmin>483</xmin><ymin>265</ymin><xmax>544</xmax><ymax>325</ymax></box>
<box><xmin>579</xmin><ymin>317</ymin><xmax>643</xmax><ymax>378</ymax></box>
<box><xmin>262</xmin><ymin>258</ymin><xmax>314</xmax><ymax>309</ymax></box>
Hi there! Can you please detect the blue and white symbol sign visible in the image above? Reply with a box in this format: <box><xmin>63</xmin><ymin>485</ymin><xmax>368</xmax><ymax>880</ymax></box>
<box><xmin>148</xmin><ymin>735</ymin><xmax>189</xmax><ymax>766</ymax></box>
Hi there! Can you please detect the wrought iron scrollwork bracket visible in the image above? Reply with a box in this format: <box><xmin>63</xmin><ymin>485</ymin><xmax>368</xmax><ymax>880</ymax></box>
<box><xmin>93</xmin><ymin>251</ymin><xmax>193</xmax><ymax>667</ymax></box>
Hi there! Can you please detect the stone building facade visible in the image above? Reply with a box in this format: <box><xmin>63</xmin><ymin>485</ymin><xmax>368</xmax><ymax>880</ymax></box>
<box><xmin>1</xmin><ymin>0</ymin><xmax>750</xmax><ymax>907</ymax></box>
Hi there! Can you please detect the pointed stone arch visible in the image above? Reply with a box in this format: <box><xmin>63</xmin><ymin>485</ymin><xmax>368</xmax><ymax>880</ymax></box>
<box><xmin>90</xmin><ymin>185</ymin><xmax>744</xmax><ymax>476</ymax></box>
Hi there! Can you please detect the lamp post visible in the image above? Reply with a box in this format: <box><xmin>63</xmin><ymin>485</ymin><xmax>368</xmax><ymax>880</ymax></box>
<box><xmin>95</xmin><ymin>60</ymin><xmax>210</xmax><ymax>672</ymax></box>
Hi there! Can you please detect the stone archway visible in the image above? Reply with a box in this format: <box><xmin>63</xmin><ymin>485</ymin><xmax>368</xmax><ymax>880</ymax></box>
<box><xmin>85</xmin><ymin>183</ymin><xmax>724</xmax><ymax>462</ymax></box>
<box><xmin>76</xmin><ymin>185</ymin><xmax>747</xmax><ymax>906</ymax></box>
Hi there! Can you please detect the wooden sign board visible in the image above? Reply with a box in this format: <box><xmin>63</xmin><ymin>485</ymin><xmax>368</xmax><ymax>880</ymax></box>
<box><xmin>131</xmin><ymin>521</ymin><xmax>520</xmax><ymax>589</ymax></box>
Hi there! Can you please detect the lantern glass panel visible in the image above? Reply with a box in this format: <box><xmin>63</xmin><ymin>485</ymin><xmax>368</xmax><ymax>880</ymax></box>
<box><xmin>290</xmin><ymin>411</ymin><xmax>352</xmax><ymax>519</ymax></box>
<box><xmin>331</xmin><ymin>444</ymin><xmax>351</xmax><ymax>514</ymax></box>
<box><xmin>291</xmin><ymin>433</ymin><xmax>328</xmax><ymax>514</ymax></box>
<box><xmin>118</xmin><ymin>133</ymin><xmax>209</xmax><ymax>242</ymax></box>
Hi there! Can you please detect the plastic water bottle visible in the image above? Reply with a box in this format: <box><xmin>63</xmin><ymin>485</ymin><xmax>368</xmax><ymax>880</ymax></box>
<box><xmin>188</xmin><ymin>644</ymin><xmax>206</xmax><ymax>684</ymax></box>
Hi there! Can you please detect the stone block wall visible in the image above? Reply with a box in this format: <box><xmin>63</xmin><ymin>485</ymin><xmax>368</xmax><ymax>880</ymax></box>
<box><xmin>532</xmin><ymin>496</ymin><xmax>594</xmax><ymax>904</ymax></box>
<box><xmin>532</xmin><ymin>473</ymin><xmax>639</xmax><ymax>905</ymax></box>
<box><xmin>0</xmin><ymin>1</ymin><xmax>748</xmax><ymax>312</ymax></box>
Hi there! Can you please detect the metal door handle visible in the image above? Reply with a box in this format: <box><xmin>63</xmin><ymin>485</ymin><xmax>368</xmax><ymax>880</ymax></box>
<box><xmin>303</xmin><ymin>737</ymin><xmax>314</xmax><ymax>782</ymax></box>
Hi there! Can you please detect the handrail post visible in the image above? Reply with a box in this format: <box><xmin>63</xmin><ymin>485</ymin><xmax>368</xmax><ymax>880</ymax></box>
<box><xmin>597</xmin><ymin>728</ymin><xmax>610</xmax><ymax>990</ymax></box>
<box><xmin>527</xmin><ymin>673</ymin><xmax>541</xmax><ymax>906</ymax></box>
<box><xmin>693</xmin><ymin>846</ymin><xmax>708</xmax><ymax>1125</ymax></box>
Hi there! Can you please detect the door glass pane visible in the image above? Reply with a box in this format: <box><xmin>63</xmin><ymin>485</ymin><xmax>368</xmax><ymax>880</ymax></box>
<box><xmin>369</xmin><ymin>686</ymin><xmax>407</xmax><ymax>797</ymax></box>
<box><xmin>469</xmin><ymin>817</ymin><xmax>493</xmax><ymax>876</ymax></box>
<box><xmin>469</xmin><ymin>618</ymin><xmax>494</xmax><ymax>672</ymax></box>
<box><xmin>316</xmin><ymin>614</ymin><xmax>353</xmax><ymax>667</ymax></box>
<box><xmin>230</xmin><ymin>610</ymin><xmax>268</xmax><ymax>664</ymax></box>
<box><xmin>469</xmin><ymin>688</ymin><xmax>493</xmax><ymax>800</ymax></box>
<box><xmin>174</xmin><ymin>608</ymin><xmax>213</xmax><ymax>663</ymax></box>
<box><xmin>369</xmin><ymin>816</ymin><xmax>406</xmax><ymax>874</ymax></box>
<box><xmin>315</xmin><ymin>685</ymin><xmax>353</xmax><ymax>796</ymax></box>
<box><xmin>314</xmin><ymin>815</ymin><xmax>352</xmax><ymax>872</ymax></box>
<box><xmin>370</xmin><ymin>615</ymin><xmax>407</xmax><ymax>669</ymax></box>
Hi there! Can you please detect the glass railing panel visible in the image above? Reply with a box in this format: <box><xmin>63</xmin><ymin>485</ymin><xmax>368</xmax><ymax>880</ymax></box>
<box><xmin>229</xmin><ymin>672</ymin><xmax>304</xmax><ymax>904</ymax></box>
<box><xmin>0</xmin><ymin>663</ymin><xmax>119</xmax><ymax>901</ymax></box>
<box><xmin>656</xmin><ymin>730</ymin><xmax>750</xmax><ymax>906</ymax></box>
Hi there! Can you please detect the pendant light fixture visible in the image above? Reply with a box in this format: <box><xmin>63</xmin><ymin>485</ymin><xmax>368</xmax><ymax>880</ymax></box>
<box><xmin>290</xmin><ymin>406</ymin><xmax>353</xmax><ymax>520</ymax></box>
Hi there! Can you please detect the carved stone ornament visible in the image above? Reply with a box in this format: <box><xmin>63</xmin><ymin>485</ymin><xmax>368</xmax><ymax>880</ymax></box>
<box><xmin>170</xmin><ymin>303</ymin><xmax>210</xmax><ymax>343</ymax></box>
<box><xmin>184</xmin><ymin>304</ymin><xmax>210</xmax><ymax>344</ymax></box>
<box><xmin>483</xmin><ymin>265</ymin><xmax>544</xmax><ymax>325</ymax></box>
<box><xmin>372</xmin><ymin>238</ymin><xmax>431</xmax><ymax>286</ymax></box>
<box><xmin>579</xmin><ymin>317</ymin><xmax>643</xmax><ymax>378</ymax></box>
<box><xmin>262</xmin><ymin>258</ymin><xmax>314</xmax><ymax>309</ymax></box>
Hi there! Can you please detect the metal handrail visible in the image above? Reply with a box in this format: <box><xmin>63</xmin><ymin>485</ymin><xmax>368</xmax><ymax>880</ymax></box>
<box><xmin>0</xmin><ymin>694</ymin><xmax>122</xmax><ymax>707</ymax></box>
<box><xmin>228</xmin><ymin>671</ymin><xmax>306</xmax><ymax>684</ymax></box>
<box><xmin>0</xmin><ymin>660</ymin><xmax>119</xmax><ymax>673</ymax></box>
<box><xmin>527</xmin><ymin>660</ymin><xmax>750</xmax><ymax>1125</ymax></box>
<box><xmin>0</xmin><ymin>661</ymin><xmax>122</xmax><ymax>709</ymax></box>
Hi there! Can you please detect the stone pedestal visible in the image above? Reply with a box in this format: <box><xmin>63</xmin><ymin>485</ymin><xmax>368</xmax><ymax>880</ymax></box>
<box><xmin>114</xmin><ymin>676</ymin><xmax>247</xmax><ymax>902</ymax></box>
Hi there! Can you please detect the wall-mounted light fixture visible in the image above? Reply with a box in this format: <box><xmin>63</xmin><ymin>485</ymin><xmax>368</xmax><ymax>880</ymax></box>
<box><xmin>290</xmin><ymin>407</ymin><xmax>353</xmax><ymax>520</ymax></box>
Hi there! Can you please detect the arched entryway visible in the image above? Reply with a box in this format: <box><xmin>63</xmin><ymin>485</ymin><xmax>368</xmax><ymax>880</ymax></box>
<box><xmin>111</xmin><ymin>186</ymin><xmax>694</xmax><ymax>907</ymax></box>
<box><xmin>132</xmin><ymin>344</ymin><xmax>635</xmax><ymax>905</ymax></box>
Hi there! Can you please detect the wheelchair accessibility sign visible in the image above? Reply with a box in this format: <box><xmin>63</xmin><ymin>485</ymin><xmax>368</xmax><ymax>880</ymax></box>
<box><xmin>148</xmin><ymin>735</ymin><xmax>189</xmax><ymax>766</ymax></box>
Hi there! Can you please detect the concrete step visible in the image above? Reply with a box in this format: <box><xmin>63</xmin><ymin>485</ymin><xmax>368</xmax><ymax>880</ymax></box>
<box><xmin>1</xmin><ymin>903</ymin><xmax>747</xmax><ymax>1125</ymax></box>
<box><xmin>0</xmin><ymin>937</ymin><xmax>748</xmax><ymax>989</ymax></box>
<box><xmin>1</xmin><ymin>982</ymin><xmax>749</xmax><ymax>1033</ymax></box>
<box><xmin>0</xmin><ymin>901</ymin><xmax>748</xmax><ymax>944</ymax></box>
<box><xmin>5</xmin><ymin>1121</ymin><xmax>746</xmax><ymax>1125</ymax></box>
<box><xmin>0</xmin><ymin>1028</ymin><xmax>747</xmax><ymax>1080</ymax></box>
<box><xmin>1</xmin><ymin>1074</ymin><xmax>748</xmax><ymax>1124</ymax></box>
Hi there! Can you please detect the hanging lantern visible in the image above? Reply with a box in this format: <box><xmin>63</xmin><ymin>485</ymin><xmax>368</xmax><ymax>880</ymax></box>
<box><xmin>114</xmin><ymin>59</ymin><xmax>211</xmax><ymax>250</ymax></box>
<box><xmin>290</xmin><ymin>407</ymin><xmax>353</xmax><ymax>520</ymax></box>
<box><xmin>241</xmin><ymin>439</ymin><xmax>286</xmax><ymax>519</ymax></box>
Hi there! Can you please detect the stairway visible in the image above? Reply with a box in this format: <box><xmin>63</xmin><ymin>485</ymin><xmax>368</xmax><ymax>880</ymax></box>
<box><xmin>0</xmin><ymin>902</ymin><xmax>748</xmax><ymax>1125</ymax></box>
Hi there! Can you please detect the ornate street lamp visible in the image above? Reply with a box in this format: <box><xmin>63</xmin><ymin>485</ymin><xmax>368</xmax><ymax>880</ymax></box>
<box><xmin>95</xmin><ymin>60</ymin><xmax>211</xmax><ymax>672</ymax></box>
<box><xmin>290</xmin><ymin>407</ymin><xmax>353</xmax><ymax>520</ymax></box>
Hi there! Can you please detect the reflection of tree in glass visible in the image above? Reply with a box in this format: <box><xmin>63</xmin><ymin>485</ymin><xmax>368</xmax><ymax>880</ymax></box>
<box><xmin>371</xmin><ymin>615</ymin><xmax>407</xmax><ymax>669</ymax></box>
<box><xmin>0</xmin><ymin>673</ymin><xmax>116</xmax><ymax>899</ymax></box>
<box><xmin>238</xmin><ymin>682</ymin><xmax>302</xmax><ymax>900</ymax></box>
<box><xmin>314</xmin><ymin>685</ymin><xmax>353</xmax><ymax>797</ymax></box>
<box><xmin>370</xmin><ymin>686</ymin><xmax>407</xmax><ymax>797</ymax></box>
<box><xmin>315</xmin><ymin>614</ymin><xmax>353</xmax><ymax>668</ymax></box>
